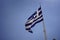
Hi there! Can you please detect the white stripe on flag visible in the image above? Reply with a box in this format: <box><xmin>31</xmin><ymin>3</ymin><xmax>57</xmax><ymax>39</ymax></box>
<box><xmin>25</xmin><ymin>17</ymin><xmax>43</xmax><ymax>29</ymax></box>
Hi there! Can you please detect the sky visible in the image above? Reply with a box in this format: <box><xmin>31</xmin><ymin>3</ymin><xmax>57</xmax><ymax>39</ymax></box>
<box><xmin>0</xmin><ymin>0</ymin><xmax>60</xmax><ymax>40</ymax></box>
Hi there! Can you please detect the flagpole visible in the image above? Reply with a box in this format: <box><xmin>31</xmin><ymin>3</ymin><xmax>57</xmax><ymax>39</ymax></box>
<box><xmin>42</xmin><ymin>20</ymin><xmax>47</xmax><ymax>40</ymax></box>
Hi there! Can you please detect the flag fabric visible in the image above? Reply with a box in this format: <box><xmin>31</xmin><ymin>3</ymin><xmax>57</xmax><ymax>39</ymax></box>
<box><xmin>25</xmin><ymin>6</ymin><xmax>43</xmax><ymax>33</ymax></box>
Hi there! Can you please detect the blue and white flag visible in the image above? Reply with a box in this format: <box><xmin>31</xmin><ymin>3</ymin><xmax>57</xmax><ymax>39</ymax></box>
<box><xmin>25</xmin><ymin>7</ymin><xmax>43</xmax><ymax>33</ymax></box>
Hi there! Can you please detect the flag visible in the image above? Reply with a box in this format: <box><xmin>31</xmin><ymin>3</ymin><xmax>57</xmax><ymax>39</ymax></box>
<box><xmin>25</xmin><ymin>6</ymin><xmax>43</xmax><ymax>33</ymax></box>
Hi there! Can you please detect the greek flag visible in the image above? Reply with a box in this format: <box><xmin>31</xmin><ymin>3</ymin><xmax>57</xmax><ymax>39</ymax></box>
<box><xmin>25</xmin><ymin>7</ymin><xmax>43</xmax><ymax>33</ymax></box>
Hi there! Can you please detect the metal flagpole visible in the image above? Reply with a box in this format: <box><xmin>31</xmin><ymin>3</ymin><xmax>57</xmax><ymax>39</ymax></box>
<box><xmin>39</xmin><ymin>2</ymin><xmax>47</xmax><ymax>40</ymax></box>
<box><xmin>42</xmin><ymin>19</ymin><xmax>47</xmax><ymax>40</ymax></box>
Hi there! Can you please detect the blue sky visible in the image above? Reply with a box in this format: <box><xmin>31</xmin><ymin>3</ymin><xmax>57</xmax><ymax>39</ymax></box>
<box><xmin>1</xmin><ymin>0</ymin><xmax>60</xmax><ymax>40</ymax></box>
